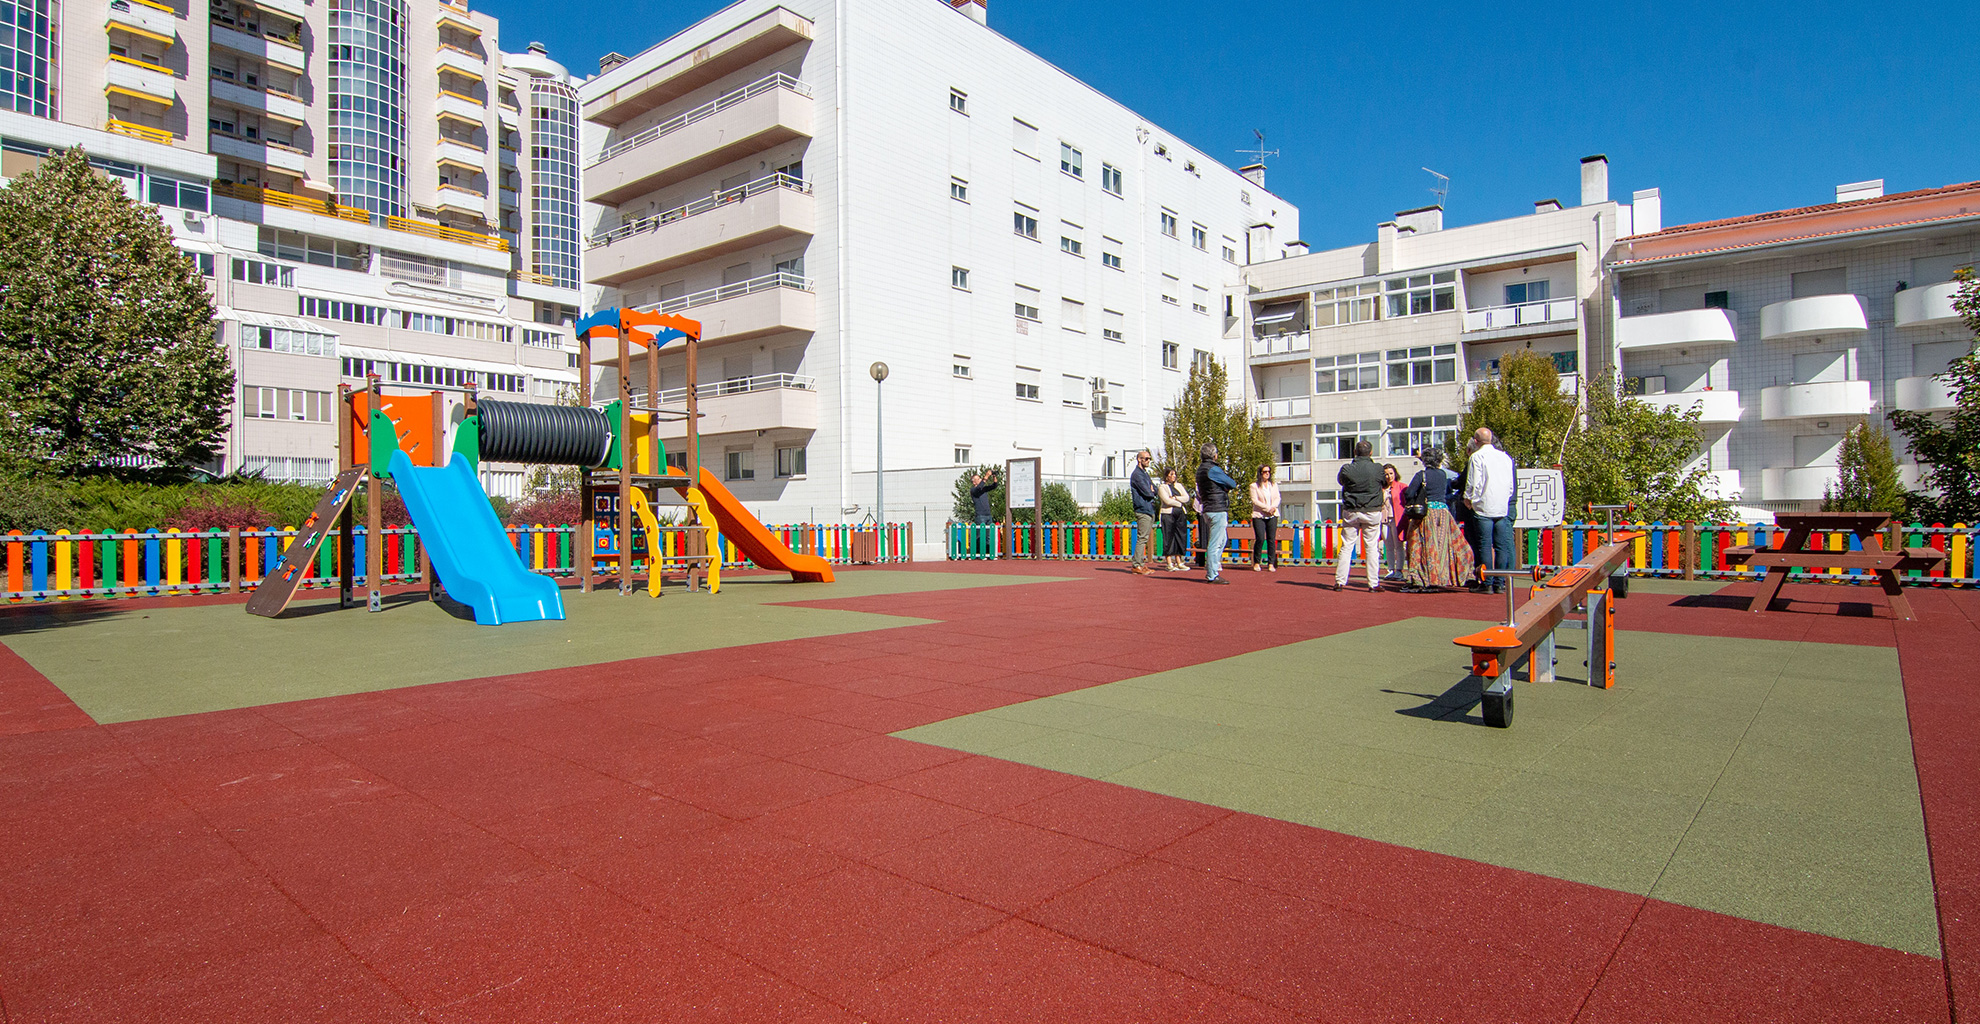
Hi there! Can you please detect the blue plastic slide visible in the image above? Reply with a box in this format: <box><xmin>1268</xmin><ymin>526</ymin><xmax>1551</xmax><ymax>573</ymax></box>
<box><xmin>389</xmin><ymin>450</ymin><xmax>565</xmax><ymax>625</ymax></box>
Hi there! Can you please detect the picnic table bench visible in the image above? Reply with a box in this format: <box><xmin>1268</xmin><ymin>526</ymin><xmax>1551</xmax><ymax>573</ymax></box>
<box><xmin>1724</xmin><ymin>511</ymin><xmax>1945</xmax><ymax>621</ymax></box>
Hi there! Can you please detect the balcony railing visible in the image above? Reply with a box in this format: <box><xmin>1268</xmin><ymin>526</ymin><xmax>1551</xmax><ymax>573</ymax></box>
<box><xmin>1249</xmin><ymin>332</ymin><xmax>1311</xmax><ymax>358</ymax></box>
<box><xmin>649</xmin><ymin>372</ymin><xmax>818</xmax><ymax>405</ymax></box>
<box><xmin>107</xmin><ymin>53</ymin><xmax>178</xmax><ymax>77</ymax></box>
<box><xmin>106</xmin><ymin>119</ymin><xmax>176</xmax><ymax>145</ymax></box>
<box><xmin>211</xmin><ymin>182</ymin><xmax>510</xmax><ymax>252</ymax></box>
<box><xmin>591</xmin><ymin>72</ymin><xmax>811</xmax><ymax>168</ymax></box>
<box><xmin>1252</xmin><ymin>397</ymin><xmax>1311</xmax><ymax>421</ymax></box>
<box><xmin>1462</xmin><ymin>298</ymin><xmax>1577</xmax><ymax>332</ymax></box>
<box><xmin>1275</xmin><ymin>461</ymin><xmax>1313</xmax><ymax>484</ymax></box>
<box><xmin>588</xmin><ymin>172</ymin><xmax>810</xmax><ymax>249</ymax></box>
<box><xmin>635</xmin><ymin>270</ymin><xmax>814</xmax><ymax>316</ymax></box>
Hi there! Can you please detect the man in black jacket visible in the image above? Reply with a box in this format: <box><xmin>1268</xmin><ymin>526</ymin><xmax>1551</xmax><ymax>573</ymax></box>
<box><xmin>1195</xmin><ymin>444</ymin><xmax>1238</xmax><ymax>584</ymax></box>
<box><xmin>1334</xmin><ymin>440</ymin><xmax>1386</xmax><ymax>591</ymax></box>
<box><xmin>1128</xmin><ymin>449</ymin><xmax>1157</xmax><ymax>575</ymax></box>
<box><xmin>969</xmin><ymin>469</ymin><xmax>999</xmax><ymax>524</ymax></box>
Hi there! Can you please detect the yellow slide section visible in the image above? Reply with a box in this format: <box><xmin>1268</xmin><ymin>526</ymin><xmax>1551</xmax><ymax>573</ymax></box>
<box><xmin>679</xmin><ymin>467</ymin><xmax>835</xmax><ymax>583</ymax></box>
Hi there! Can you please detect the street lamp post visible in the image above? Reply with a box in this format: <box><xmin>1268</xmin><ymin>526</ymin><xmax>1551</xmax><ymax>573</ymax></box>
<box><xmin>870</xmin><ymin>361</ymin><xmax>889</xmax><ymax>526</ymax></box>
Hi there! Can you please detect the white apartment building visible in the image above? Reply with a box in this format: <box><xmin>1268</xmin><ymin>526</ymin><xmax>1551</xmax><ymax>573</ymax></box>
<box><xmin>1611</xmin><ymin>178</ymin><xmax>1978</xmax><ymax>511</ymax></box>
<box><xmin>578</xmin><ymin>0</ymin><xmax>1300</xmax><ymax>528</ymax></box>
<box><xmin>1238</xmin><ymin>157</ymin><xmax>1626</xmax><ymax>521</ymax></box>
<box><xmin>0</xmin><ymin>0</ymin><xmax>584</xmax><ymax>496</ymax></box>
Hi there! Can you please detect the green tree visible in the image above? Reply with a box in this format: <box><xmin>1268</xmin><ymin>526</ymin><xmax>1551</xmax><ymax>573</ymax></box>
<box><xmin>1459</xmin><ymin>349</ymin><xmax>1577</xmax><ymax>469</ymax></box>
<box><xmin>950</xmin><ymin>464</ymin><xmax>1006</xmax><ymax>522</ymax></box>
<box><xmin>1040</xmin><ymin>481</ymin><xmax>1082</xmax><ymax>524</ymax></box>
<box><xmin>0</xmin><ymin>148</ymin><xmax>232</xmax><ymax>477</ymax></box>
<box><xmin>1563</xmin><ymin>372</ymin><xmax>1733</xmax><ymax>522</ymax></box>
<box><xmin>1161</xmin><ymin>357</ymin><xmax>1270</xmax><ymax>517</ymax></box>
<box><xmin>1890</xmin><ymin>268</ymin><xmax>1980</xmax><ymax>523</ymax></box>
<box><xmin>1822</xmin><ymin>422</ymin><xmax>1911</xmax><ymax>516</ymax></box>
<box><xmin>1094</xmin><ymin>487</ymin><xmax>1134</xmax><ymax>523</ymax></box>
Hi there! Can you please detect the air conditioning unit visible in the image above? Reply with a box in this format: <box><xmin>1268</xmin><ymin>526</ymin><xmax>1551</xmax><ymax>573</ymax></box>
<box><xmin>1089</xmin><ymin>391</ymin><xmax>1111</xmax><ymax>415</ymax></box>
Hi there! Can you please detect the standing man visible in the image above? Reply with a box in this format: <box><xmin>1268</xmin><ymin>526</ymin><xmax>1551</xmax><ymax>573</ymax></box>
<box><xmin>969</xmin><ymin>468</ymin><xmax>999</xmax><ymax>525</ymax></box>
<box><xmin>1463</xmin><ymin>428</ymin><xmax>1516</xmax><ymax>593</ymax></box>
<box><xmin>1128</xmin><ymin>449</ymin><xmax>1157</xmax><ymax>575</ymax></box>
<box><xmin>1334</xmin><ymin>440</ymin><xmax>1386</xmax><ymax>591</ymax></box>
<box><xmin>1195</xmin><ymin>444</ymin><xmax>1237</xmax><ymax>585</ymax></box>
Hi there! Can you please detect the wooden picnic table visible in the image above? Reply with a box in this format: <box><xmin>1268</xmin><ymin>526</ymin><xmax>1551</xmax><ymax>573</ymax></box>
<box><xmin>1723</xmin><ymin>511</ymin><xmax>1945</xmax><ymax>621</ymax></box>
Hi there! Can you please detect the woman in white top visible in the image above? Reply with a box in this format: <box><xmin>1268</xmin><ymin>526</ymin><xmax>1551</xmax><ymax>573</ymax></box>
<box><xmin>1157</xmin><ymin>468</ymin><xmax>1191</xmax><ymax>571</ymax></box>
<box><xmin>1249</xmin><ymin>464</ymin><xmax>1281</xmax><ymax>572</ymax></box>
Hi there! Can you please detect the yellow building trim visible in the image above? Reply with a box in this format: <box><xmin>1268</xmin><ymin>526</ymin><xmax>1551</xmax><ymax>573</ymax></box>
<box><xmin>105</xmin><ymin>83</ymin><xmax>174</xmax><ymax>106</ymax></box>
<box><xmin>107</xmin><ymin>119</ymin><xmax>176</xmax><ymax>145</ymax></box>
<box><xmin>437</xmin><ymin>108</ymin><xmax>481</xmax><ymax>128</ymax></box>
<box><xmin>106</xmin><ymin>21</ymin><xmax>177</xmax><ymax>45</ymax></box>
<box><xmin>436</xmin><ymin>155</ymin><xmax>483</xmax><ymax>173</ymax></box>
<box><xmin>108</xmin><ymin>53</ymin><xmax>176</xmax><ymax>76</ymax></box>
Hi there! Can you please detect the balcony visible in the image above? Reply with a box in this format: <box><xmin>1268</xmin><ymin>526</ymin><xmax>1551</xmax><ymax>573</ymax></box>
<box><xmin>1462</xmin><ymin>298</ymin><xmax>1578</xmax><ymax>334</ymax></box>
<box><xmin>1760</xmin><ymin>466</ymin><xmax>1839</xmax><ymax>503</ymax></box>
<box><xmin>631</xmin><ymin>271</ymin><xmax>816</xmax><ymax>346</ymax></box>
<box><xmin>106</xmin><ymin>119</ymin><xmax>177</xmax><ymax>146</ymax></box>
<box><xmin>435</xmin><ymin>183</ymin><xmax>486</xmax><ymax>216</ymax></box>
<box><xmin>1760</xmin><ymin>379</ymin><xmax>1874</xmax><ymax>421</ymax></box>
<box><xmin>1616</xmin><ymin>307</ymin><xmax>1738</xmax><ymax>354</ymax></box>
<box><xmin>1705</xmin><ymin>469</ymin><xmax>1744</xmax><ymax>500</ymax></box>
<box><xmin>253</xmin><ymin>0</ymin><xmax>308</xmax><ymax>19</ymax></box>
<box><xmin>435</xmin><ymin>6</ymin><xmax>479</xmax><ymax>35</ymax></box>
<box><xmin>1252</xmin><ymin>397</ymin><xmax>1311</xmax><ymax>423</ymax></box>
<box><xmin>1249</xmin><ymin>332</ymin><xmax>1311</xmax><ymax>361</ymax></box>
<box><xmin>211</xmin><ymin>132</ymin><xmax>307</xmax><ymax>175</ymax></box>
<box><xmin>106</xmin><ymin>0</ymin><xmax>177</xmax><ymax>45</ymax></box>
<box><xmin>584</xmin><ymin>6</ymin><xmax>814</xmax><ymax>127</ymax></box>
<box><xmin>435</xmin><ymin>44</ymin><xmax>486</xmax><ymax>83</ymax></box>
<box><xmin>435</xmin><ymin>137</ymin><xmax>487</xmax><ymax>174</ymax></box>
<box><xmin>645</xmin><ymin>373</ymin><xmax>819</xmax><ymax>439</ymax></box>
<box><xmin>498</xmin><ymin>186</ymin><xmax>519</xmax><ymax>208</ymax></box>
<box><xmin>104</xmin><ymin>54</ymin><xmax>178</xmax><ymax>106</ymax></box>
<box><xmin>587</xmin><ymin>73</ymin><xmax>812</xmax><ymax>207</ymax></box>
<box><xmin>588</xmin><ymin>173</ymin><xmax>813</xmax><ymax>287</ymax></box>
<box><xmin>1274</xmin><ymin>462</ymin><xmax>1313</xmax><ymax>484</ymax></box>
<box><xmin>211</xmin><ymin>182</ymin><xmax>509</xmax><ymax>253</ymax></box>
<box><xmin>1893</xmin><ymin>375</ymin><xmax>1957</xmax><ymax>413</ymax></box>
<box><xmin>210</xmin><ymin>79</ymin><xmax>306</xmax><ymax>125</ymax></box>
<box><xmin>436</xmin><ymin>89</ymin><xmax>485</xmax><ymax>127</ymax></box>
<box><xmin>210</xmin><ymin>24</ymin><xmax>305</xmax><ymax>73</ymax></box>
<box><xmin>1635</xmin><ymin>389</ymin><xmax>1742</xmax><ymax>425</ymax></box>
<box><xmin>1895</xmin><ymin>280</ymin><xmax>1963</xmax><ymax>329</ymax></box>
<box><xmin>1760</xmin><ymin>294</ymin><xmax>1866</xmax><ymax>341</ymax></box>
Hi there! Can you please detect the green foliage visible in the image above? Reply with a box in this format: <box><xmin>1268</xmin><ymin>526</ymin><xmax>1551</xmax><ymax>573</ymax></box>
<box><xmin>0</xmin><ymin>148</ymin><xmax>233</xmax><ymax>477</ymax></box>
<box><xmin>1040</xmin><ymin>482</ymin><xmax>1082</xmax><ymax>524</ymax></box>
<box><xmin>1094</xmin><ymin>487</ymin><xmax>1134</xmax><ymax>523</ymax></box>
<box><xmin>1564</xmin><ymin>372</ymin><xmax>1733</xmax><ymax>522</ymax></box>
<box><xmin>1161</xmin><ymin>357</ymin><xmax>1271</xmax><ymax>518</ymax></box>
<box><xmin>1459</xmin><ymin>349</ymin><xmax>1577</xmax><ymax>470</ymax></box>
<box><xmin>0</xmin><ymin>476</ymin><xmax>82</xmax><ymax>533</ymax></box>
<box><xmin>1889</xmin><ymin>268</ymin><xmax>1980</xmax><ymax>523</ymax></box>
<box><xmin>0</xmin><ymin>474</ymin><xmax>325</xmax><ymax>532</ymax></box>
<box><xmin>950</xmin><ymin>465</ymin><xmax>1006</xmax><ymax>521</ymax></box>
<box><xmin>1822</xmin><ymin>423</ymin><xmax>1911</xmax><ymax>516</ymax></box>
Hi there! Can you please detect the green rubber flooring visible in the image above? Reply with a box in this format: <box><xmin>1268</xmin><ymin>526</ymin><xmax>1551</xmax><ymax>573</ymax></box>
<box><xmin>895</xmin><ymin>616</ymin><xmax>1937</xmax><ymax>956</ymax></box>
<box><xmin>0</xmin><ymin>571</ymin><xmax>1072</xmax><ymax>724</ymax></box>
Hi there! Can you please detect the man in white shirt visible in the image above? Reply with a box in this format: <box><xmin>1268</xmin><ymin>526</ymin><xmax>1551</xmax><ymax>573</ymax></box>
<box><xmin>1463</xmin><ymin>428</ymin><xmax>1517</xmax><ymax>594</ymax></box>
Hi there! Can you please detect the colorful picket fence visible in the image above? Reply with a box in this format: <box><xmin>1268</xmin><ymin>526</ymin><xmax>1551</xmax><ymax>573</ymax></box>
<box><xmin>2</xmin><ymin>521</ymin><xmax>913</xmax><ymax>603</ymax></box>
<box><xmin>946</xmin><ymin>519</ymin><xmax>1980</xmax><ymax>586</ymax></box>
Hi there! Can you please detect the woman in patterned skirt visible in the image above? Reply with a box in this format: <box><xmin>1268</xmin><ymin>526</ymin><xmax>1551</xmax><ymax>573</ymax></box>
<box><xmin>1403</xmin><ymin>448</ymin><xmax>1475</xmax><ymax>590</ymax></box>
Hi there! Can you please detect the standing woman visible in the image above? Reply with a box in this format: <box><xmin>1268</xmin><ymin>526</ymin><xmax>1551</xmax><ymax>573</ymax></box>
<box><xmin>1402</xmin><ymin>447</ymin><xmax>1475</xmax><ymax>590</ymax></box>
<box><xmin>1381</xmin><ymin>464</ymin><xmax>1407</xmax><ymax>579</ymax></box>
<box><xmin>1249</xmin><ymin>464</ymin><xmax>1281</xmax><ymax>572</ymax></box>
<box><xmin>1158</xmin><ymin>467</ymin><xmax>1192</xmax><ymax>571</ymax></box>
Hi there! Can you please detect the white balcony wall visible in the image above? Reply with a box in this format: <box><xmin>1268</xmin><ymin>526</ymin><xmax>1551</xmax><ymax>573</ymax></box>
<box><xmin>587</xmin><ymin>78</ymin><xmax>813</xmax><ymax>206</ymax></box>
<box><xmin>1636</xmin><ymin>389</ymin><xmax>1742</xmax><ymax>424</ymax></box>
<box><xmin>1616</xmin><ymin>308</ymin><xmax>1738</xmax><ymax>353</ymax></box>
<box><xmin>1759</xmin><ymin>380</ymin><xmax>1875</xmax><ymax>421</ymax></box>
<box><xmin>1462</xmin><ymin>298</ymin><xmax>1577</xmax><ymax>333</ymax></box>
<box><xmin>589</xmin><ymin>176</ymin><xmax>813</xmax><ymax>286</ymax></box>
<box><xmin>1892</xmin><ymin>375</ymin><xmax>1956</xmax><ymax>412</ymax></box>
<box><xmin>1760</xmin><ymin>294</ymin><xmax>1868</xmax><ymax>340</ymax></box>
<box><xmin>1895</xmin><ymin>280</ymin><xmax>1963</xmax><ymax>329</ymax></box>
<box><xmin>105</xmin><ymin>1</ymin><xmax>176</xmax><ymax>42</ymax></box>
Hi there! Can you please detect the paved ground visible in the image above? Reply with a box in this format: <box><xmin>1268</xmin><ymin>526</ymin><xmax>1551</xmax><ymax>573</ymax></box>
<box><xmin>1</xmin><ymin>561</ymin><xmax>1975</xmax><ymax>1022</ymax></box>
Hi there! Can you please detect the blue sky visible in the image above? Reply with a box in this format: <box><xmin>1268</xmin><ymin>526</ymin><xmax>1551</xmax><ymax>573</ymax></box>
<box><xmin>484</xmin><ymin>0</ymin><xmax>1980</xmax><ymax>251</ymax></box>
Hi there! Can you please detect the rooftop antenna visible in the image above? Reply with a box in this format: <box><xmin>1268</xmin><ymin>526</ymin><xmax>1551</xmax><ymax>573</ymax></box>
<box><xmin>1237</xmin><ymin>129</ymin><xmax>1278</xmax><ymax>168</ymax></box>
<box><xmin>1423</xmin><ymin>167</ymin><xmax>1450</xmax><ymax>206</ymax></box>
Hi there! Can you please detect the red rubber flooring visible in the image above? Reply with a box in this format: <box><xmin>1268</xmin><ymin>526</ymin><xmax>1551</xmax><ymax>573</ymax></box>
<box><xmin>1</xmin><ymin>564</ymin><xmax>1974</xmax><ymax>1022</ymax></box>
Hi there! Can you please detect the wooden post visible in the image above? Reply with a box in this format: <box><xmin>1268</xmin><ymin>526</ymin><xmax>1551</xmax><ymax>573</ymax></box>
<box><xmin>337</xmin><ymin>384</ymin><xmax>356</xmax><ymax>608</ymax></box>
<box><xmin>365</xmin><ymin>376</ymin><xmax>384</xmax><ymax>612</ymax></box>
<box><xmin>578</xmin><ymin>325</ymin><xmax>594</xmax><ymax>594</ymax></box>
<box><xmin>228</xmin><ymin>527</ymin><xmax>241</xmax><ymax>594</ymax></box>
<box><xmin>1682</xmin><ymin>522</ymin><xmax>1697</xmax><ymax>581</ymax></box>
<box><xmin>906</xmin><ymin>521</ymin><xmax>914</xmax><ymax>562</ymax></box>
<box><xmin>684</xmin><ymin>333</ymin><xmax>701</xmax><ymax>487</ymax></box>
<box><xmin>616</xmin><ymin>315</ymin><xmax>633</xmax><ymax>595</ymax></box>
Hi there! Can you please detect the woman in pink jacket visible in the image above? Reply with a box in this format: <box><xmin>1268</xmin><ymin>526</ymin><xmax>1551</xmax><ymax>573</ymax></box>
<box><xmin>1382</xmin><ymin>464</ymin><xmax>1407</xmax><ymax>580</ymax></box>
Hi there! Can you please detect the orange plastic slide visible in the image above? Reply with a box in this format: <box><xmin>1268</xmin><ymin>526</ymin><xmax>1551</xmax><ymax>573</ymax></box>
<box><xmin>672</xmin><ymin>467</ymin><xmax>835</xmax><ymax>583</ymax></box>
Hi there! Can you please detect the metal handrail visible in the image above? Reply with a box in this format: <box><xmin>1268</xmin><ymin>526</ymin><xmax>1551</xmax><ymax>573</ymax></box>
<box><xmin>108</xmin><ymin>53</ymin><xmax>177</xmax><ymax>76</ymax></box>
<box><xmin>642</xmin><ymin>372</ymin><xmax>818</xmax><ymax>405</ymax></box>
<box><xmin>211</xmin><ymin>182</ymin><xmax>510</xmax><ymax>252</ymax></box>
<box><xmin>588</xmin><ymin>172</ymin><xmax>810</xmax><ymax>249</ymax></box>
<box><xmin>634</xmin><ymin>270</ymin><xmax>813</xmax><ymax>316</ymax></box>
<box><xmin>591</xmin><ymin>73</ymin><xmax>811</xmax><ymax>168</ymax></box>
<box><xmin>106</xmin><ymin>119</ymin><xmax>176</xmax><ymax>144</ymax></box>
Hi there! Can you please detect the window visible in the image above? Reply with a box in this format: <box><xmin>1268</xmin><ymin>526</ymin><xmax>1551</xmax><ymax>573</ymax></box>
<box><xmin>1318</xmin><ymin>421</ymin><xmax>1384</xmax><ymax>461</ymax></box>
<box><xmin>261</xmin><ymin>228</ymin><xmax>366</xmax><ymax>271</ymax></box>
<box><xmin>1012</xmin><ymin>118</ymin><xmax>1037</xmax><ymax>155</ymax></box>
<box><xmin>953</xmin><ymin>357</ymin><xmax>972</xmax><ymax>378</ymax></box>
<box><xmin>1313</xmin><ymin>283</ymin><xmax>1380</xmax><ymax>327</ymax></box>
<box><xmin>1162</xmin><ymin>341</ymin><xmax>1180</xmax><ymax>369</ymax></box>
<box><xmin>1060</xmin><ymin>298</ymin><xmax>1085</xmax><ymax>332</ymax></box>
<box><xmin>954</xmin><ymin>446</ymin><xmax>972</xmax><ymax>464</ymax></box>
<box><xmin>1013</xmin><ymin>208</ymin><xmax>1039</xmax><ymax>240</ymax></box>
<box><xmin>403</xmin><ymin>312</ymin><xmax>510</xmax><ymax>343</ymax></box>
<box><xmin>1384</xmin><ymin>271</ymin><xmax>1457</xmax><ymax>317</ymax></box>
<box><xmin>181</xmin><ymin>250</ymin><xmax>215</xmax><ymax>277</ymax></box>
<box><xmin>1014</xmin><ymin>285</ymin><xmax>1041</xmax><ymax>321</ymax></box>
<box><xmin>1191</xmin><ymin>349</ymin><xmax>1212</xmax><ymax>375</ymax></box>
<box><xmin>952</xmin><ymin>266</ymin><xmax>970</xmax><ymax>290</ymax></box>
<box><xmin>1059</xmin><ymin>142</ymin><xmax>1082</xmax><ymax>178</ymax></box>
<box><xmin>1102</xmin><ymin>250</ymin><xmax>1123</xmax><ymax>271</ymax></box>
<box><xmin>1161</xmin><ymin>274</ymin><xmax>1180</xmax><ymax>306</ymax></box>
<box><xmin>1101</xmin><ymin>163</ymin><xmax>1123</xmax><ymax>195</ymax></box>
<box><xmin>1062</xmin><ymin>373</ymin><xmax>1087</xmax><ymax>408</ymax></box>
<box><xmin>949</xmin><ymin>88</ymin><xmax>968</xmax><ymax>114</ymax></box>
<box><xmin>1160</xmin><ymin>210</ymin><xmax>1178</xmax><ymax>237</ymax></box>
<box><xmin>1504</xmin><ymin>280</ymin><xmax>1551</xmax><ymax>305</ymax></box>
<box><xmin>1385</xmin><ymin>344</ymin><xmax>1459</xmax><ymax>387</ymax></box>
<box><xmin>1552</xmin><ymin>350</ymin><xmax>1579</xmax><ymax>374</ymax></box>
<box><xmin>775</xmin><ymin>445</ymin><xmax>806</xmax><ymax>478</ymax></box>
<box><xmin>1314</xmin><ymin>352</ymin><xmax>1382</xmax><ymax>393</ymax></box>
<box><xmin>950</xmin><ymin>177</ymin><xmax>968</xmax><ymax>202</ymax></box>
<box><xmin>1060</xmin><ymin>236</ymin><xmax>1083</xmax><ymax>257</ymax></box>
<box><xmin>243</xmin><ymin>324</ymin><xmax>336</xmax><ymax>357</ymax></box>
<box><xmin>1222</xmin><ymin>245</ymin><xmax>1238</xmax><ymax>264</ymax></box>
<box><xmin>242</xmin><ymin>386</ymin><xmax>332</xmax><ymax>422</ymax></box>
<box><xmin>147</xmin><ymin>174</ymin><xmax>210</xmax><ymax>213</ymax></box>
<box><xmin>1191</xmin><ymin>224</ymin><xmax>1208</xmax><ymax>250</ymax></box>
<box><xmin>725</xmin><ymin>449</ymin><xmax>755</xmax><ymax>481</ymax></box>
<box><xmin>521</xmin><ymin>328</ymin><xmax>565</xmax><ymax>349</ymax></box>
<box><xmin>1192</xmin><ymin>285</ymin><xmax>1210</xmax><ymax>315</ymax></box>
<box><xmin>1102</xmin><ymin>309</ymin><xmax>1125</xmax><ymax>342</ymax></box>
<box><xmin>231</xmin><ymin>257</ymin><xmax>293</xmax><ymax>288</ymax></box>
<box><xmin>1386</xmin><ymin>415</ymin><xmax>1459</xmax><ymax>458</ymax></box>
<box><xmin>300</xmin><ymin>296</ymin><xmax>387</xmax><ymax>325</ymax></box>
<box><xmin>1015</xmin><ymin>366</ymin><xmax>1041</xmax><ymax>401</ymax></box>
